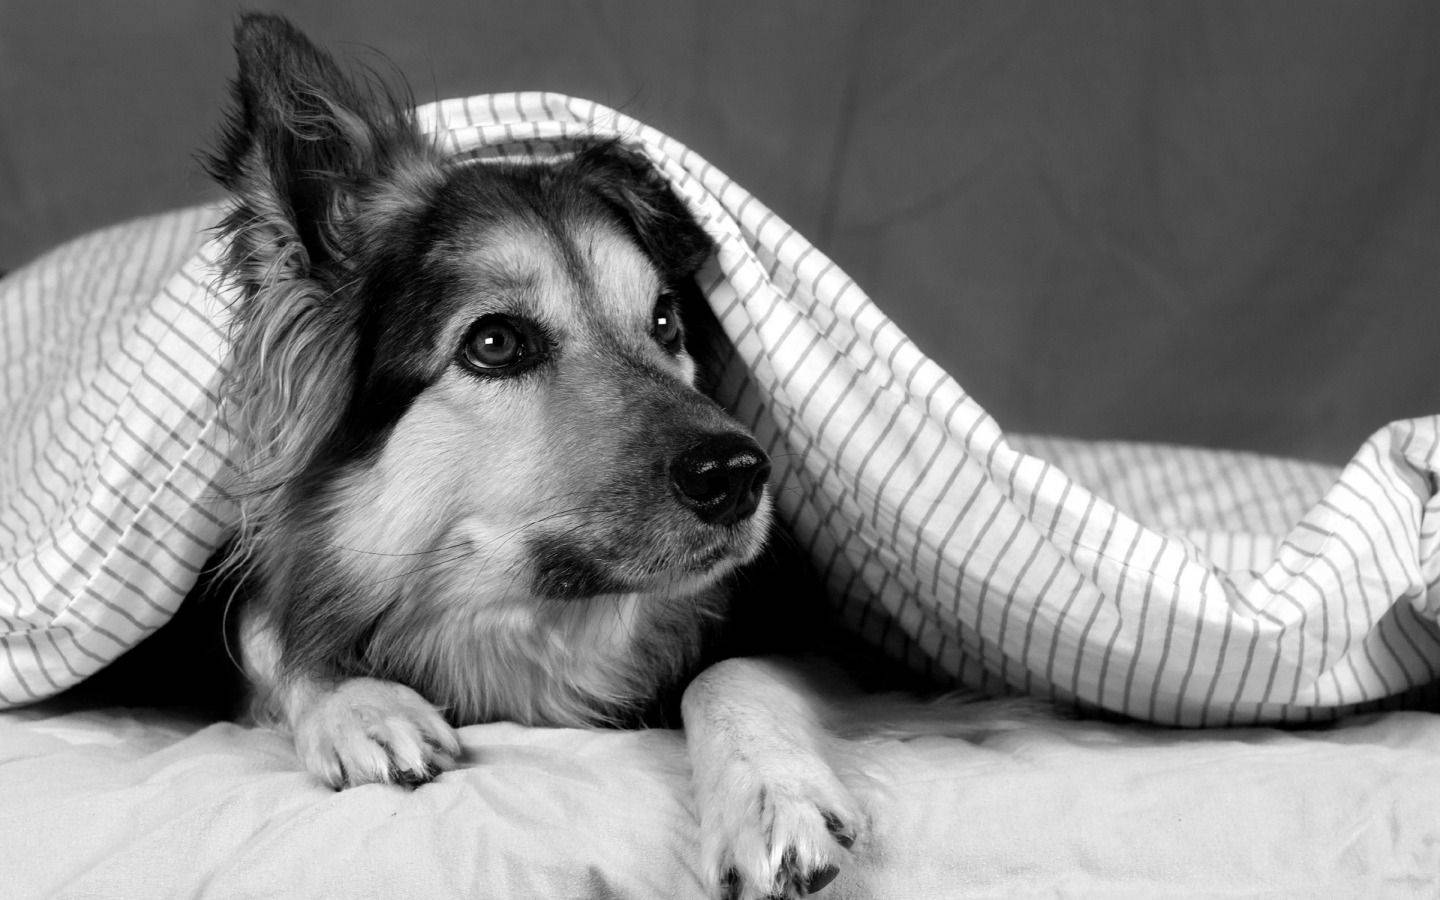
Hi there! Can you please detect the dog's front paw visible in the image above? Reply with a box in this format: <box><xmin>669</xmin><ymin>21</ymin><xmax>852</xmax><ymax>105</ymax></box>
<box><xmin>698</xmin><ymin>754</ymin><xmax>863</xmax><ymax>900</ymax></box>
<box><xmin>291</xmin><ymin>677</ymin><xmax>462</xmax><ymax>789</ymax></box>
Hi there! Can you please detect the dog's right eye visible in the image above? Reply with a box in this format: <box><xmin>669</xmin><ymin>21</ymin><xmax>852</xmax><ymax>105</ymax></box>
<box><xmin>651</xmin><ymin>294</ymin><xmax>684</xmax><ymax>355</ymax></box>
<box><xmin>458</xmin><ymin>315</ymin><xmax>541</xmax><ymax>375</ymax></box>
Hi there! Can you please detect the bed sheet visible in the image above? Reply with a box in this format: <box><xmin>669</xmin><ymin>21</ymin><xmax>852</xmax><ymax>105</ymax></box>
<box><xmin>9</xmin><ymin>96</ymin><xmax>1440</xmax><ymax>730</ymax></box>
<box><xmin>4</xmin><ymin>697</ymin><xmax>1440</xmax><ymax>898</ymax></box>
<box><xmin>4</xmin><ymin>89</ymin><xmax>1440</xmax><ymax>899</ymax></box>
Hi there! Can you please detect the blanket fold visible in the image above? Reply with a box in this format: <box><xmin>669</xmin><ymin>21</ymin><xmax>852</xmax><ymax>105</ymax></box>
<box><xmin>2</xmin><ymin>92</ymin><xmax>1437</xmax><ymax>723</ymax></box>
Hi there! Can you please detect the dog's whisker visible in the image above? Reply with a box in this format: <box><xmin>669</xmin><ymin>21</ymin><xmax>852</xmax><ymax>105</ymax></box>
<box><xmin>370</xmin><ymin>553</ymin><xmax>476</xmax><ymax>588</ymax></box>
<box><xmin>328</xmin><ymin>540</ymin><xmax>473</xmax><ymax>559</ymax></box>
<box><xmin>464</xmin><ymin>505</ymin><xmax>599</xmax><ymax>571</ymax></box>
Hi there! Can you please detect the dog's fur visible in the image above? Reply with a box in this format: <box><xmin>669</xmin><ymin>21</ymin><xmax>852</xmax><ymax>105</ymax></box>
<box><xmin>99</xmin><ymin>14</ymin><xmax>896</xmax><ymax>899</ymax></box>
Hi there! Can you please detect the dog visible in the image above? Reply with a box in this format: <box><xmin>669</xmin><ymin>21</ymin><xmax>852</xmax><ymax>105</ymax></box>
<box><xmin>187</xmin><ymin>13</ymin><xmax>890</xmax><ymax>899</ymax></box>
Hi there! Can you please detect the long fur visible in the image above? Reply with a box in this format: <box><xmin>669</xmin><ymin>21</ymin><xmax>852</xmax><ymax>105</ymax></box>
<box><xmin>206</xmin><ymin>17</ymin><xmax>884</xmax><ymax>900</ymax></box>
<box><xmin>209</xmin><ymin>13</ymin><xmax>765</xmax><ymax>728</ymax></box>
<box><xmin>206</xmin><ymin>20</ymin><xmax>442</xmax><ymax>556</ymax></box>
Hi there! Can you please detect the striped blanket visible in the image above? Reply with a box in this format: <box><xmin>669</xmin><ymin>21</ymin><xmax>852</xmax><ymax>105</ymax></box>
<box><xmin>3</xmin><ymin>93</ymin><xmax>1438</xmax><ymax>725</ymax></box>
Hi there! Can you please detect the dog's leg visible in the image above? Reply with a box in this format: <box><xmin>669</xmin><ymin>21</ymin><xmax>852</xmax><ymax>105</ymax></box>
<box><xmin>683</xmin><ymin>656</ymin><xmax>866</xmax><ymax>900</ymax></box>
<box><xmin>240</xmin><ymin>612</ymin><xmax>462</xmax><ymax>789</ymax></box>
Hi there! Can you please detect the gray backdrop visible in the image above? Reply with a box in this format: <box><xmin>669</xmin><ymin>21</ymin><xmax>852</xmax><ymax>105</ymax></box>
<box><xmin>4</xmin><ymin>2</ymin><xmax>1437</xmax><ymax>464</ymax></box>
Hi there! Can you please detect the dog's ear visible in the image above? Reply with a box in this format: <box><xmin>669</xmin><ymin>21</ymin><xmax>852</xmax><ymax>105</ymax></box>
<box><xmin>209</xmin><ymin>13</ymin><xmax>437</xmax><ymax>277</ymax></box>
<box><xmin>570</xmin><ymin>141</ymin><xmax>715</xmax><ymax>282</ymax></box>
<box><xmin>208</xmin><ymin>14</ymin><xmax>440</xmax><ymax>541</ymax></box>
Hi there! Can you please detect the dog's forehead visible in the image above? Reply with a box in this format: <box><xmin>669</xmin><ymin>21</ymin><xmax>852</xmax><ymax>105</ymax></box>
<box><xmin>458</xmin><ymin>220</ymin><xmax>660</xmax><ymax>324</ymax></box>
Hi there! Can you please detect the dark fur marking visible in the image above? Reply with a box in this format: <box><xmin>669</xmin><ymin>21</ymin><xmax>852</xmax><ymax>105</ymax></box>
<box><xmin>526</xmin><ymin>533</ymin><xmax>634</xmax><ymax>600</ymax></box>
<box><xmin>210</xmin><ymin>15</ymin><xmax>725</xmax><ymax>698</ymax></box>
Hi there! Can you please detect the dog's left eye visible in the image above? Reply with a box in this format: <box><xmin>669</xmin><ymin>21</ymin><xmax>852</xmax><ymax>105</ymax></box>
<box><xmin>651</xmin><ymin>295</ymin><xmax>683</xmax><ymax>354</ymax></box>
<box><xmin>458</xmin><ymin>315</ymin><xmax>540</xmax><ymax>374</ymax></box>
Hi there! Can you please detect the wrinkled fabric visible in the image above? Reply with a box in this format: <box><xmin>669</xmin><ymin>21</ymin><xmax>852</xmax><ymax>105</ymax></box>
<box><xmin>3</xmin><ymin>94</ymin><xmax>1440</xmax><ymax>727</ymax></box>
<box><xmin>4</xmin><ymin>699</ymin><xmax>1440</xmax><ymax>897</ymax></box>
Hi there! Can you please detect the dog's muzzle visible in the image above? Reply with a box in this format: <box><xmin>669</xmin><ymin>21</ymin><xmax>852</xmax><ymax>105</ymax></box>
<box><xmin>669</xmin><ymin>433</ymin><xmax>770</xmax><ymax>526</ymax></box>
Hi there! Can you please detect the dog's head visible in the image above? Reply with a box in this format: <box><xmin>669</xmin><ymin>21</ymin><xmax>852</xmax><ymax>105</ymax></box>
<box><xmin>210</xmin><ymin>15</ymin><xmax>771</xmax><ymax>725</ymax></box>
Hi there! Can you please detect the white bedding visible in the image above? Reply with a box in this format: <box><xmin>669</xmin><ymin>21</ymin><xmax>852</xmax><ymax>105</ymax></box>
<box><xmin>5</xmin><ymin>698</ymin><xmax>1439</xmax><ymax>898</ymax></box>
<box><xmin>4</xmin><ymin>91</ymin><xmax>1440</xmax><ymax>898</ymax></box>
<box><xmin>7</xmin><ymin>93</ymin><xmax>1440</xmax><ymax>726</ymax></box>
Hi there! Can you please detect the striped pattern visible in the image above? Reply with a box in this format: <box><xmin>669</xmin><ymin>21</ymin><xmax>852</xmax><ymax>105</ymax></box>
<box><xmin>0</xmin><ymin>205</ymin><xmax>233</xmax><ymax>704</ymax></box>
<box><xmin>3</xmin><ymin>93</ymin><xmax>1438</xmax><ymax>725</ymax></box>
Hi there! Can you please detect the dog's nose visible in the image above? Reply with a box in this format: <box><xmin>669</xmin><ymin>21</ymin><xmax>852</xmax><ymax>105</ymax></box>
<box><xmin>669</xmin><ymin>433</ymin><xmax>771</xmax><ymax>526</ymax></box>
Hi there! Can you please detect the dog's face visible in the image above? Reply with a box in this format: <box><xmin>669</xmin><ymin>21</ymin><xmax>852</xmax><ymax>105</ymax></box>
<box><xmin>331</xmin><ymin>183</ymin><xmax>768</xmax><ymax>606</ymax></box>
<box><xmin>211</xmin><ymin>19</ymin><xmax>770</xmax><ymax>725</ymax></box>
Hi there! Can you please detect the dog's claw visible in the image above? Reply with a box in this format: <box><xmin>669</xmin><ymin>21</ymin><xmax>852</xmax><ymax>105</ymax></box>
<box><xmin>800</xmin><ymin>863</ymin><xmax>840</xmax><ymax>895</ymax></box>
<box><xmin>721</xmin><ymin>868</ymin><xmax>743</xmax><ymax>900</ymax></box>
<box><xmin>771</xmin><ymin>847</ymin><xmax>799</xmax><ymax>897</ymax></box>
<box><xmin>293</xmin><ymin>678</ymin><xmax>461</xmax><ymax>789</ymax></box>
<box><xmin>697</xmin><ymin>773</ymin><xmax>863</xmax><ymax>899</ymax></box>
<box><xmin>822</xmin><ymin>811</ymin><xmax>855</xmax><ymax>850</ymax></box>
<box><xmin>392</xmin><ymin>761</ymin><xmax>441</xmax><ymax>788</ymax></box>
<box><xmin>703</xmin><ymin>795</ymin><xmax>861</xmax><ymax>898</ymax></box>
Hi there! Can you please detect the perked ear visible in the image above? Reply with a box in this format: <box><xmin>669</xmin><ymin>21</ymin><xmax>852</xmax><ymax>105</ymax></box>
<box><xmin>207</xmin><ymin>14</ymin><xmax>439</xmax><ymax>548</ymax></box>
<box><xmin>208</xmin><ymin>12</ymin><xmax>437</xmax><ymax>279</ymax></box>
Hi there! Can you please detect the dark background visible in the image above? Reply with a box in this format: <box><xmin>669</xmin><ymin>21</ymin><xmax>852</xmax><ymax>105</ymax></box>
<box><xmin>3</xmin><ymin>2</ymin><xmax>1437</xmax><ymax>464</ymax></box>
